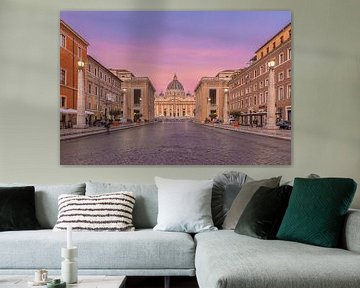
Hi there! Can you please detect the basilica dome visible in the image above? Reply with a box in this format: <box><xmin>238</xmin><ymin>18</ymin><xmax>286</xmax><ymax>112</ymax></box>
<box><xmin>166</xmin><ymin>74</ymin><xmax>184</xmax><ymax>91</ymax></box>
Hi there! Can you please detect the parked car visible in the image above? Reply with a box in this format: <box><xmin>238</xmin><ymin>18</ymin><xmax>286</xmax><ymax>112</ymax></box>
<box><xmin>277</xmin><ymin>120</ymin><xmax>291</xmax><ymax>130</ymax></box>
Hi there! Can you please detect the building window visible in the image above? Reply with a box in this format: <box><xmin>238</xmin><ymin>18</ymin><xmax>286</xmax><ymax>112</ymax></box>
<box><xmin>287</xmin><ymin>85</ymin><xmax>292</xmax><ymax>99</ymax></box>
<box><xmin>272</xmin><ymin>42</ymin><xmax>276</xmax><ymax>49</ymax></box>
<box><xmin>279</xmin><ymin>53</ymin><xmax>284</xmax><ymax>64</ymax></box>
<box><xmin>261</xmin><ymin>51</ymin><xmax>264</xmax><ymax>58</ymax></box>
<box><xmin>259</xmin><ymin>81</ymin><xmax>263</xmax><ymax>89</ymax></box>
<box><xmin>254</xmin><ymin>84</ymin><xmax>257</xmax><ymax>91</ymax></box>
<box><xmin>280</xmin><ymin>36</ymin><xmax>284</xmax><ymax>43</ymax></box>
<box><xmin>254</xmin><ymin>95</ymin><xmax>257</xmax><ymax>105</ymax></box>
<box><xmin>254</xmin><ymin>69</ymin><xmax>258</xmax><ymax>78</ymax></box>
<box><xmin>265</xmin><ymin>91</ymin><xmax>268</xmax><ymax>103</ymax></box>
<box><xmin>134</xmin><ymin>89</ymin><xmax>141</xmax><ymax>105</ymax></box>
<box><xmin>60</xmin><ymin>34</ymin><xmax>66</xmax><ymax>48</ymax></box>
<box><xmin>289</xmin><ymin>29</ymin><xmax>292</xmax><ymax>38</ymax></box>
<box><xmin>100</xmin><ymin>71</ymin><xmax>103</xmax><ymax>79</ymax></box>
<box><xmin>260</xmin><ymin>93</ymin><xmax>263</xmax><ymax>104</ymax></box>
<box><xmin>77</xmin><ymin>47</ymin><xmax>81</xmax><ymax>58</ymax></box>
<box><xmin>287</xmin><ymin>68</ymin><xmax>291</xmax><ymax>78</ymax></box>
<box><xmin>209</xmin><ymin>89</ymin><xmax>216</xmax><ymax>105</ymax></box>
<box><xmin>266</xmin><ymin>47</ymin><xmax>269</xmax><ymax>54</ymax></box>
<box><xmin>60</xmin><ymin>69</ymin><xmax>66</xmax><ymax>85</ymax></box>
<box><xmin>288</xmin><ymin>48</ymin><xmax>292</xmax><ymax>60</ymax></box>
<box><xmin>95</xmin><ymin>86</ymin><xmax>98</xmax><ymax>96</ymax></box>
<box><xmin>60</xmin><ymin>96</ymin><xmax>66</xmax><ymax>108</ymax></box>
<box><xmin>260</xmin><ymin>65</ymin><xmax>264</xmax><ymax>74</ymax></box>
<box><xmin>278</xmin><ymin>86</ymin><xmax>284</xmax><ymax>100</ymax></box>
<box><xmin>88</xmin><ymin>64</ymin><xmax>91</xmax><ymax>73</ymax></box>
<box><xmin>94</xmin><ymin>68</ymin><xmax>97</xmax><ymax>76</ymax></box>
<box><xmin>278</xmin><ymin>72</ymin><xmax>284</xmax><ymax>81</ymax></box>
<box><xmin>265</xmin><ymin>79</ymin><xmax>269</xmax><ymax>87</ymax></box>
<box><xmin>88</xmin><ymin>84</ymin><xmax>92</xmax><ymax>94</ymax></box>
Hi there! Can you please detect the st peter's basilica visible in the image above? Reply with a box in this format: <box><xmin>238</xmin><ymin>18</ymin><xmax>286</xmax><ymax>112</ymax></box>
<box><xmin>154</xmin><ymin>74</ymin><xmax>195</xmax><ymax>119</ymax></box>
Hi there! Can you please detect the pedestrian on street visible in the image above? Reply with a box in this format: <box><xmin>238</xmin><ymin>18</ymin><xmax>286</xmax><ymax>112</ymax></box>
<box><xmin>105</xmin><ymin>120</ymin><xmax>111</xmax><ymax>134</ymax></box>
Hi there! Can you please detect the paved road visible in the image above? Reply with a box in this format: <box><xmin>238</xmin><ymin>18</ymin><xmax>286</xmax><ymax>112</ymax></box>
<box><xmin>60</xmin><ymin>122</ymin><xmax>291</xmax><ymax>165</ymax></box>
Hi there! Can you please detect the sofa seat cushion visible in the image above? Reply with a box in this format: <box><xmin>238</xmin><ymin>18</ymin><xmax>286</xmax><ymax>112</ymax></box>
<box><xmin>0</xmin><ymin>229</ymin><xmax>195</xmax><ymax>271</ymax></box>
<box><xmin>195</xmin><ymin>230</ymin><xmax>360</xmax><ymax>288</ymax></box>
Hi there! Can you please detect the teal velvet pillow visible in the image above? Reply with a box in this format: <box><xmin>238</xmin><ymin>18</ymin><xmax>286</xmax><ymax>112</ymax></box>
<box><xmin>277</xmin><ymin>178</ymin><xmax>357</xmax><ymax>247</ymax></box>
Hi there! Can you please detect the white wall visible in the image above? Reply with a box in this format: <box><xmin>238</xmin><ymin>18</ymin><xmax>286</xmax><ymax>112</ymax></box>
<box><xmin>0</xmin><ymin>0</ymin><xmax>359</xmax><ymax>208</ymax></box>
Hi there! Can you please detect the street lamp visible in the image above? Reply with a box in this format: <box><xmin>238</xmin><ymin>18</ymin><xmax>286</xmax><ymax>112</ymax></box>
<box><xmin>74</xmin><ymin>60</ymin><xmax>87</xmax><ymax>128</ymax></box>
<box><xmin>207</xmin><ymin>97</ymin><xmax>211</xmax><ymax>122</ymax></box>
<box><xmin>223</xmin><ymin>88</ymin><xmax>229</xmax><ymax>124</ymax></box>
<box><xmin>122</xmin><ymin>88</ymin><xmax>127</xmax><ymax>120</ymax></box>
<box><xmin>267</xmin><ymin>59</ymin><xmax>277</xmax><ymax>129</ymax></box>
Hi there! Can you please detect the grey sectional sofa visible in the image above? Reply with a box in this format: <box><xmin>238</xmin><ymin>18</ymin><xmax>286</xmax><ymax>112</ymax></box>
<box><xmin>1</xmin><ymin>181</ymin><xmax>360</xmax><ymax>288</ymax></box>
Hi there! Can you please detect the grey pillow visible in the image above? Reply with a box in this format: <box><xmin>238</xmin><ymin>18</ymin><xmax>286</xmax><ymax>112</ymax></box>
<box><xmin>212</xmin><ymin>171</ymin><xmax>252</xmax><ymax>228</ymax></box>
<box><xmin>153</xmin><ymin>177</ymin><xmax>217</xmax><ymax>233</ymax></box>
<box><xmin>222</xmin><ymin>177</ymin><xmax>281</xmax><ymax>230</ymax></box>
<box><xmin>0</xmin><ymin>183</ymin><xmax>86</xmax><ymax>228</ymax></box>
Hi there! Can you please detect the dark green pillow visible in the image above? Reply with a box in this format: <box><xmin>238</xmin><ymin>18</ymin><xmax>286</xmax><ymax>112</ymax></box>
<box><xmin>235</xmin><ymin>185</ymin><xmax>292</xmax><ymax>239</ymax></box>
<box><xmin>277</xmin><ymin>178</ymin><xmax>357</xmax><ymax>247</ymax></box>
<box><xmin>0</xmin><ymin>186</ymin><xmax>41</xmax><ymax>231</ymax></box>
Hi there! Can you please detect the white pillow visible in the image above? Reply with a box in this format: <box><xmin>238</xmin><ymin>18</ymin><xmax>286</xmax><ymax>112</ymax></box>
<box><xmin>153</xmin><ymin>177</ymin><xmax>217</xmax><ymax>233</ymax></box>
<box><xmin>53</xmin><ymin>192</ymin><xmax>135</xmax><ymax>232</ymax></box>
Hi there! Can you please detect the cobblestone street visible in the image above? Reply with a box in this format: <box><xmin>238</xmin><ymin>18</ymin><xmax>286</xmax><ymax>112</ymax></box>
<box><xmin>60</xmin><ymin>122</ymin><xmax>291</xmax><ymax>165</ymax></box>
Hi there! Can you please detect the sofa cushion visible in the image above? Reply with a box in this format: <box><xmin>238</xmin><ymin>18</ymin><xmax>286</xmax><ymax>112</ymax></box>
<box><xmin>212</xmin><ymin>171</ymin><xmax>251</xmax><ymax>228</ymax></box>
<box><xmin>53</xmin><ymin>192</ymin><xmax>136</xmax><ymax>232</ymax></box>
<box><xmin>222</xmin><ymin>176</ymin><xmax>281</xmax><ymax>229</ymax></box>
<box><xmin>195</xmin><ymin>230</ymin><xmax>360</xmax><ymax>288</ymax></box>
<box><xmin>0</xmin><ymin>183</ymin><xmax>86</xmax><ymax>229</ymax></box>
<box><xmin>86</xmin><ymin>181</ymin><xmax>158</xmax><ymax>229</ymax></box>
<box><xmin>234</xmin><ymin>185</ymin><xmax>292</xmax><ymax>239</ymax></box>
<box><xmin>153</xmin><ymin>177</ymin><xmax>216</xmax><ymax>233</ymax></box>
<box><xmin>0</xmin><ymin>186</ymin><xmax>40</xmax><ymax>231</ymax></box>
<box><xmin>277</xmin><ymin>178</ymin><xmax>357</xmax><ymax>247</ymax></box>
<box><xmin>0</xmin><ymin>229</ymin><xmax>195</xmax><ymax>272</ymax></box>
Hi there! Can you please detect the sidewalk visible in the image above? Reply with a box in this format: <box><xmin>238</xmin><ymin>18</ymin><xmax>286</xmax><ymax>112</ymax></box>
<box><xmin>203</xmin><ymin>123</ymin><xmax>291</xmax><ymax>141</ymax></box>
<box><xmin>60</xmin><ymin>123</ymin><xmax>149</xmax><ymax>141</ymax></box>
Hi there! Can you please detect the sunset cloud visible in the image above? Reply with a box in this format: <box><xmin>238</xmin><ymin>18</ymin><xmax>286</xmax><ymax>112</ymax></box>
<box><xmin>61</xmin><ymin>11</ymin><xmax>291</xmax><ymax>92</ymax></box>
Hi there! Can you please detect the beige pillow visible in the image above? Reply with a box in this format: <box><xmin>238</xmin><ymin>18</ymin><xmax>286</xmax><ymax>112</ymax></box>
<box><xmin>222</xmin><ymin>177</ymin><xmax>281</xmax><ymax>230</ymax></box>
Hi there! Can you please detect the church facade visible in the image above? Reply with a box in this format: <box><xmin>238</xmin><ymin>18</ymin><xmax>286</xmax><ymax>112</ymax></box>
<box><xmin>154</xmin><ymin>74</ymin><xmax>195</xmax><ymax>119</ymax></box>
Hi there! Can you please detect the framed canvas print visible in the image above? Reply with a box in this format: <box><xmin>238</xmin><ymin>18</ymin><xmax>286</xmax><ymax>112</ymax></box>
<box><xmin>60</xmin><ymin>11</ymin><xmax>292</xmax><ymax>165</ymax></box>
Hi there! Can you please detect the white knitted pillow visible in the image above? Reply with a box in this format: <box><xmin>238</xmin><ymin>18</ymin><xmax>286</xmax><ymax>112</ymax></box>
<box><xmin>53</xmin><ymin>192</ymin><xmax>135</xmax><ymax>231</ymax></box>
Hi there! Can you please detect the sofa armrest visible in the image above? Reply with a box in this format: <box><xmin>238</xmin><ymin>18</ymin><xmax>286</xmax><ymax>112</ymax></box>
<box><xmin>342</xmin><ymin>209</ymin><xmax>360</xmax><ymax>253</ymax></box>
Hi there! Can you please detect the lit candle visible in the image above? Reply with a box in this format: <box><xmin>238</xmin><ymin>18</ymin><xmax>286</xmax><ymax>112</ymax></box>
<box><xmin>67</xmin><ymin>225</ymin><xmax>72</xmax><ymax>249</ymax></box>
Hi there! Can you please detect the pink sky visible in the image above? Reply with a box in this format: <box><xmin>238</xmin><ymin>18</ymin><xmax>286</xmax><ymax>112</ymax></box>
<box><xmin>61</xmin><ymin>11</ymin><xmax>291</xmax><ymax>93</ymax></box>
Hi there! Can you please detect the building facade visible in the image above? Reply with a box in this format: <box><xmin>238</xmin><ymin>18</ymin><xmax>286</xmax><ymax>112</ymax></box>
<box><xmin>60</xmin><ymin>20</ymin><xmax>88</xmax><ymax>128</ymax></box>
<box><xmin>154</xmin><ymin>74</ymin><xmax>195</xmax><ymax>119</ymax></box>
<box><xmin>86</xmin><ymin>56</ymin><xmax>123</xmax><ymax>123</ymax></box>
<box><xmin>110</xmin><ymin>69</ymin><xmax>155</xmax><ymax>122</ymax></box>
<box><xmin>194</xmin><ymin>70</ymin><xmax>237</xmax><ymax>123</ymax></box>
<box><xmin>228</xmin><ymin>23</ymin><xmax>292</xmax><ymax>126</ymax></box>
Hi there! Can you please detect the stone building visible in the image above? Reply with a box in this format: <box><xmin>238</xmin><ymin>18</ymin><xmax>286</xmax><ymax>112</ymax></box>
<box><xmin>86</xmin><ymin>56</ymin><xmax>123</xmax><ymax>123</ymax></box>
<box><xmin>154</xmin><ymin>74</ymin><xmax>195</xmax><ymax>119</ymax></box>
<box><xmin>110</xmin><ymin>69</ymin><xmax>155</xmax><ymax>122</ymax></box>
<box><xmin>228</xmin><ymin>23</ymin><xmax>292</xmax><ymax>126</ymax></box>
<box><xmin>60</xmin><ymin>20</ymin><xmax>88</xmax><ymax>128</ymax></box>
<box><xmin>194</xmin><ymin>70</ymin><xmax>237</xmax><ymax>123</ymax></box>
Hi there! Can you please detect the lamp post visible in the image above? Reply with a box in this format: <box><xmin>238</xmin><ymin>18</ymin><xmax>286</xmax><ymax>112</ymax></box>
<box><xmin>207</xmin><ymin>97</ymin><xmax>211</xmax><ymax>122</ymax></box>
<box><xmin>122</xmin><ymin>88</ymin><xmax>127</xmax><ymax>121</ymax></box>
<box><xmin>74</xmin><ymin>60</ymin><xmax>87</xmax><ymax>129</ymax></box>
<box><xmin>267</xmin><ymin>59</ymin><xmax>277</xmax><ymax>129</ymax></box>
<box><xmin>223</xmin><ymin>88</ymin><xmax>229</xmax><ymax>124</ymax></box>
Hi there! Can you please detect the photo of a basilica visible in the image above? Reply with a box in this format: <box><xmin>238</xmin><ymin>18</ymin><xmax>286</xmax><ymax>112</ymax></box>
<box><xmin>60</xmin><ymin>11</ymin><xmax>292</xmax><ymax>165</ymax></box>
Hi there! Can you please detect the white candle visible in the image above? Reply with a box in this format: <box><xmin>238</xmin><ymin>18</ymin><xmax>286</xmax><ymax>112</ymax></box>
<box><xmin>67</xmin><ymin>225</ymin><xmax>72</xmax><ymax>249</ymax></box>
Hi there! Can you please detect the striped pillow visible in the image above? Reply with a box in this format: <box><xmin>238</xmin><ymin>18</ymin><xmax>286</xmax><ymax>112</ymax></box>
<box><xmin>53</xmin><ymin>192</ymin><xmax>136</xmax><ymax>231</ymax></box>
